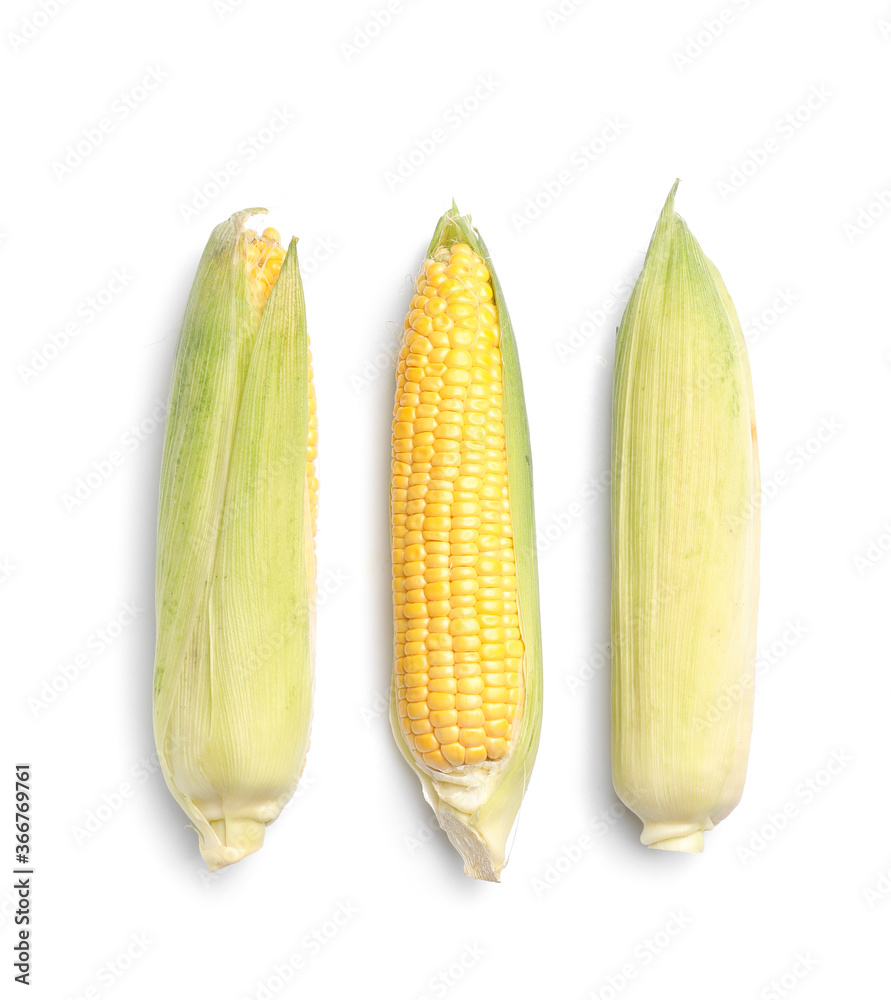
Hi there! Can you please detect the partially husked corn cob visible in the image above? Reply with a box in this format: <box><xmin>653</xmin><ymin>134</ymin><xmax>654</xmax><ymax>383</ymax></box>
<box><xmin>390</xmin><ymin>206</ymin><xmax>542</xmax><ymax>881</ymax></box>
<box><xmin>394</xmin><ymin>264</ymin><xmax>520</xmax><ymax>772</ymax></box>
<box><xmin>153</xmin><ymin>209</ymin><xmax>317</xmax><ymax>871</ymax></box>
<box><xmin>611</xmin><ymin>181</ymin><xmax>759</xmax><ymax>852</ymax></box>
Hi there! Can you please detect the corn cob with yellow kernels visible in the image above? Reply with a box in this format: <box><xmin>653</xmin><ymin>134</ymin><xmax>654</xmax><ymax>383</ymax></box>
<box><xmin>390</xmin><ymin>206</ymin><xmax>542</xmax><ymax>881</ymax></box>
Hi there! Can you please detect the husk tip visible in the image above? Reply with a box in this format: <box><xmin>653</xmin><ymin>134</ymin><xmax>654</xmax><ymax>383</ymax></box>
<box><xmin>661</xmin><ymin>179</ymin><xmax>681</xmax><ymax>219</ymax></box>
<box><xmin>229</xmin><ymin>206</ymin><xmax>268</xmax><ymax>230</ymax></box>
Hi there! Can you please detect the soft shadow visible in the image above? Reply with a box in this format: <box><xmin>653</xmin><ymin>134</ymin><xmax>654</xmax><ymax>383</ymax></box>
<box><xmin>585</xmin><ymin>260</ymin><xmax>643</xmax><ymax>849</ymax></box>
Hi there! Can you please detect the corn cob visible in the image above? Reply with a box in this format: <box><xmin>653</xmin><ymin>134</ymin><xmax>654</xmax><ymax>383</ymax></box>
<box><xmin>611</xmin><ymin>181</ymin><xmax>760</xmax><ymax>852</ymax></box>
<box><xmin>390</xmin><ymin>206</ymin><xmax>542</xmax><ymax>881</ymax></box>
<box><xmin>153</xmin><ymin>209</ymin><xmax>317</xmax><ymax>871</ymax></box>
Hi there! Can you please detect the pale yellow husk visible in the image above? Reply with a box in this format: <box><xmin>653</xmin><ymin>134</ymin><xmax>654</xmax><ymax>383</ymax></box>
<box><xmin>611</xmin><ymin>181</ymin><xmax>760</xmax><ymax>852</ymax></box>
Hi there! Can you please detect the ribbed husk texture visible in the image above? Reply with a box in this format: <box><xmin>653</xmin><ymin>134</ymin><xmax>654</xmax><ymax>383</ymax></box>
<box><xmin>153</xmin><ymin>209</ymin><xmax>315</xmax><ymax>871</ymax></box>
<box><xmin>611</xmin><ymin>182</ymin><xmax>760</xmax><ymax>853</ymax></box>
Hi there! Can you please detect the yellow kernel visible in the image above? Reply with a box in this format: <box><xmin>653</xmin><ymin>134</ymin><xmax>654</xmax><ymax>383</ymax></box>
<box><xmin>437</xmin><ymin>410</ymin><xmax>463</xmax><ymax>425</ymax></box>
<box><xmin>477</xmin><ymin>600</ymin><xmax>504</xmax><ymax>615</ymax></box>
<box><xmin>449</xmin><ymin>593</ymin><xmax>475</xmax><ymax>608</ymax></box>
<box><xmin>451</xmin><ymin>502</ymin><xmax>480</xmax><ymax>517</ymax></box>
<box><xmin>449</xmin><ymin>329</ymin><xmax>476</xmax><ymax>349</ymax></box>
<box><xmin>423</xmin><ymin>750</ymin><xmax>448</xmax><ymax>771</ymax></box>
<box><xmin>449</xmin><ymin>619</ymin><xmax>480</xmax><ymax>637</ymax></box>
<box><xmin>415</xmin><ymin>733</ymin><xmax>439</xmax><ymax>753</ymax></box>
<box><xmin>428</xmin><ymin>692</ymin><xmax>455</xmax><ymax>711</ymax></box>
<box><xmin>443</xmin><ymin>368</ymin><xmax>471</xmax><ymax>387</ymax></box>
<box><xmin>444</xmin><ymin>349</ymin><xmax>472</xmax><ymax>369</ymax></box>
<box><xmin>451</xmin><ymin>542</ymin><xmax>478</xmax><ymax>556</ymax></box>
<box><xmin>479</xmin><ymin>628</ymin><xmax>505</xmax><ymax>643</ymax></box>
<box><xmin>459</xmin><ymin>728</ymin><xmax>486</xmax><ymax>748</ymax></box>
<box><xmin>454</xmin><ymin>635</ymin><xmax>481</xmax><ymax>651</ymax></box>
<box><xmin>434</xmin><ymin>424</ymin><xmax>462</xmax><ymax>441</ymax></box>
<box><xmin>409</xmin><ymin>336</ymin><xmax>432</xmax><ymax>355</ymax></box>
<box><xmin>447</xmin><ymin>302</ymin><xmax>475</xmax><ymax>321</ymax></box>
<box><xmin>427</xmin><ymin>651</ymin><xmax>454</xmax><ymax>668</ymax></box>
<box><xmin>485</xmin><ymin>718</ymin><xmax>510</xmax><ymax>738</ymax></box>
<box><xmin>457</xmin><ymin>676</ymin><xmax>484</xmax><ymax>694</ymax></box>
<box><xmin>424</xmin><ymin>296</ymin><xmax>447</xmax><ymax>316</ymax></box>
<box><xmin>403</xmin><ymin>655</ymin><xmax>428</xmax><ymax>672</ymax></box>
<box><xmin>449</xmin><ymin>529</ymin><xmax>477</xmax><ymax>544</ymax></box>
<box><xmin>429</xmin><ymin>709</ymin><xmax>458</xmax><ymax>728</ymax></box>
<box><xmin>456</xmin><ymin>694</ymin><xmax>482</xmax><ymax>710</ymax></box>
<box><xmin>452</xmin><ymin>517</ymin><xmax>480</xmax><ymax>530</ymax></box>
<box><xmin>441</xmin><ymin>742</ymin><xmax>466</xmax><ymax>766</ymax></box>
<box><xmin>457</xmin><ymin>709</ymin><xmax>486</xmax><ymax>728</ymax></box>
<box><xmin>482</xmin><ymin>686</ymin><xmax>508</xmax><ymax>704</ymax></box>
<box><xmin>454</xmin><ymin>662</ymin><xmax>480</xmax><ymax>679</ymax></box>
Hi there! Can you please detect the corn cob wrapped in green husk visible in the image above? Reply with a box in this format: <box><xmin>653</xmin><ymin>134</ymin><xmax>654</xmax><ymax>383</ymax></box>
<box><xmin>153</xmin><ymin>209</ymin><xmax>318</xmax><ymax>871</ymax></box>
<box><xmin>612</xmin><ymin>182</ymin><xmax>760</xmax><ymax>852</ymax></box>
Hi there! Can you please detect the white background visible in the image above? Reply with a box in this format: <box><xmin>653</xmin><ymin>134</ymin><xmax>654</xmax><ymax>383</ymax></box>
<box><xmin>3</xmin><ymin>0</ymin><xmax>890</xmax><ymax>997</ymax></box>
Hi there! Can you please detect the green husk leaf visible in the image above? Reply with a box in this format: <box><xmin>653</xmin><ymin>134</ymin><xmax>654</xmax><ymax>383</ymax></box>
<box><xmin>153</xmin><ymin>214</ymin><xmax>314</xmax><ymax>871</ymax></box>
<box><xmin>610</xmin><ymin>181</ymin><xmax>759</xmax><ymax>852</ymax></box>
